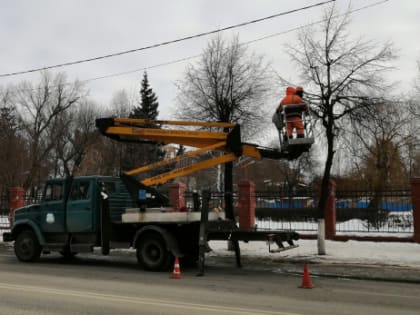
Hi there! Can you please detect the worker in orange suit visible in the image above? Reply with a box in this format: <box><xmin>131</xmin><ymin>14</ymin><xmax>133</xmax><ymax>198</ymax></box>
<box><xmin>278</xmin><ymin>86</ymin><xmax>306</xmax><ymax>139</ymax></box>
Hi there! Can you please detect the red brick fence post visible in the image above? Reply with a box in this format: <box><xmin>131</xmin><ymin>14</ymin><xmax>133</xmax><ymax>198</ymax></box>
<box><xmin>8</xmin><ymin>187</ymin><xmax>25</xmax><ymax>227</ymax></box>
<box><xmin>238</xmin><ymin>180</ymin><xmax>255</xmax><ymax>229</ymax></box>
<box><xmin>410</xmin><ymin>178</ymin><xmax>420</xmax><ymax>243</ymax></box>
<box><xmin>169</xmin><ymin>182</ymin><xmax>186</xmax><ymax>212</ymax></box>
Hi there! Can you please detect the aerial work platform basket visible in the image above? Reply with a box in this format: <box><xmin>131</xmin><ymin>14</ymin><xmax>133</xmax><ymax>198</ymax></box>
<box><xmin>272</xmin><ymin>103</ymin><xmax>314</xmax><ymax>159</ymax></box>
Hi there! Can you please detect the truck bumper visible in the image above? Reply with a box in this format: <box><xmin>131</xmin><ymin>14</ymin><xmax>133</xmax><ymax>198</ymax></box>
<box><xmin>2</xmin><ymin>232</ymin><xmax>13</xmax><ymax>242</ymax></box>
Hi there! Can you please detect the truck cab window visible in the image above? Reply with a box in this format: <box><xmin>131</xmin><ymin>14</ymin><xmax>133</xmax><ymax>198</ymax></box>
<box><xmin>70</xmin><ymin>182</ymin><xmax>91</xmax><ymax>200</ymax></box>
<box><xmin>44</xmin><ymin>183</ymin><xmax>63</xmax><ymax>201</ymax></box>
<box><xmin>102</xmin><ymin>182</ymin><xmax>116</xmax><ymax>194</ymax></box>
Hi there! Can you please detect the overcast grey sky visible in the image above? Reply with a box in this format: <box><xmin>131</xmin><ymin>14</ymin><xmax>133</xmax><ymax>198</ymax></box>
<box><xmin>1</xmin><ymin>0</ymin><xmax>419</xmax><ymax>119</ymax></box>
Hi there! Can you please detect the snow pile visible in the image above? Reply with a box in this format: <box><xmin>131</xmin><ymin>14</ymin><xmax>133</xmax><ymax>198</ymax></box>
<box><xmin>0</xmin><ymin>216</ymin><xmax>9</xmax><ymax>242</ymax></box>
<box><xmin>208</xmin><ymin>239</ymin><xmax>420</xmax><ymax>268</ymax></box>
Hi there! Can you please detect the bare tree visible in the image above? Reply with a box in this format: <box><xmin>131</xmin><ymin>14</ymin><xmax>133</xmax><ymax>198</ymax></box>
<box><xmin>109</xmin><ymin>89</ymin><xmax>133</xmax><ymax>117</ymax></box>
<box><xmin>12</xmin><ymin>72</ymin><xmax>86</xmax><ymax>188</ymax></box>
<box><xmin>415</xmin><ymin>59</ymin><xmax>420</xmax><ymax>95</ymax></box>
<box><xmin>83</xmin><ymin>90</ymin><xmax>134</xmax><ymax>177</ymax></box>
<box><xmin>348</xmin><ymin>100</ymin><xmax>415</xmax><ymax>190</ymax></box>
<box><xmin>176</xmin><ymin>35</ymin><xmax>272</xmax><ymax>140</ymax></box>
<box><xmin>406</xmin><ymin>58</ymin><xmax>420</xmax><ymax>177</ymax></box>
<box><xmin>0</xmin><ymin>88</ymin><xmax>27</xmax><ymax>190</ymax></box>
<box><xmin>176</xmin><ymin>34</ymin><xmax>273</xmax><ymax>224</ymax></box>
<box><xmin>287</xmin><ymin>5</ymin><xmax>395</xmax><ymax>233</ymax></box>
<box><xmin>52</xmin><ymin>100</ymin><xmax>100</xmax><ymax>177</ymax></box>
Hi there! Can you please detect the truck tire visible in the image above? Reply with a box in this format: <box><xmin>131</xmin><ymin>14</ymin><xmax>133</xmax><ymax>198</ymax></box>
<box><xmin>136</xmin><ymin>233</ymin><xmax>172</xmax><ymax>271</ymax></box>
<box><xmin>14</xmin><ymin>230</ymin><xmax>41</xmax><ymax>262</ymax></box>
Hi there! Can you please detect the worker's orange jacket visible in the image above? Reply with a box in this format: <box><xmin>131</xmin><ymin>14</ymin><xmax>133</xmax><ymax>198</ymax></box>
<box><xmin>278</xmin><ymin>87</ymin><xmax>303</xmax><ymax>108</ymax></box>
<box><xmin>278</xmin><ymin>86</ymin><xmax>306</xmax><ymax>137</ymax></box>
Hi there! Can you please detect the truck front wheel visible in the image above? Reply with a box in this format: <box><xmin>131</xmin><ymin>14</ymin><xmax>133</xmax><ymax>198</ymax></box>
<box><xmin>136</xmin><ymin>233</ymin><xmax>172</xmax><ymax>271</ymax></box>
<box><xmin>14</xmin><ymin>230</ymin><xmax>41</xmax><ymax>262</ymax></box>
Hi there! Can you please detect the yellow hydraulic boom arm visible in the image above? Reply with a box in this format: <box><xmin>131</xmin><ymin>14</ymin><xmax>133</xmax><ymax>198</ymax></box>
<box><xmin>96</xmin><ymin>117</ymin><xmax>290</xmax><ymax>186</ymax></box>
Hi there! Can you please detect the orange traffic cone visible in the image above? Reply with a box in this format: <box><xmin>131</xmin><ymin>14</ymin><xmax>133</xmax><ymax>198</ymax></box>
<box><xmin>299</xmin><ymin>263</ymin><xmax>314</xmax><ymax>289</ymax></box>
<box><xmin>171</xmin><ymin>257</ymin><xmax>183</xmax><ymax>279</ymax></box>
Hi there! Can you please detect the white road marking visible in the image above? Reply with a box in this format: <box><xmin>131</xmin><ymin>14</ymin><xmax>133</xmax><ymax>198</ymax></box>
<box><xmin>335</xmin><ymin>288</ymin><xmax>419</xmax><ymax>300</ymax></box>
<box><xmin>0</xmin><ymin>282</ymin><xmax>302</xmax><ymax>315</ymax></box>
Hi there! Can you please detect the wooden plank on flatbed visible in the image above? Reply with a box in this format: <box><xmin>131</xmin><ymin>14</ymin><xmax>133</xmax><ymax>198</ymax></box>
<box><xmin>122</xmin><ymin>211</ymin><xmax>225</xmax><ymax>223</ymax></box>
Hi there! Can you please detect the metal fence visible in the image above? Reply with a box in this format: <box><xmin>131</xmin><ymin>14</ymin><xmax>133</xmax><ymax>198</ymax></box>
<box><xmin>0</xmin><ymin>193</ymin><xmax>42</xmax><ymax>216</ymax></box>
<box><xmin>252</xmin><ymin>189</ymin><xmax>413</xmax><ymax>235</ymax></box>
<box><xmin>0</xmin><ymin>193</ymin><xmax>8</xmax><ymax>217</ymax></box>
<box><xmin>335</xmin><ymin>189</ymin><xmax>413</xmax><ymax>235</ymax></box>
<box><xmin>184</xmin><ymin>191</ymin><xmax>238</xmax><ymax>212</ymax></box>
<box><xmin>0</xmin><ymin>188</ymin><xmax>414</xmax><ymax>236</ymax></box>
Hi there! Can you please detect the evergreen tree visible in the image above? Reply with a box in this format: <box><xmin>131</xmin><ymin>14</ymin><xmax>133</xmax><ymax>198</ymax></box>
<box><xmin>130</xmin><ymin>72</ymin><xmax>159</xmax><ymax>119</ymax></box>
<box><xmin>123</xmin><ymin>72</ymin><xmax>165</xmax><ymax>176</ymax></box>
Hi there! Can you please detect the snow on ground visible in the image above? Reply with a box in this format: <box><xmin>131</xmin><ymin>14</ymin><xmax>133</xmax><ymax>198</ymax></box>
<box><xmin>0</xmin><ymin>216</ymin><xmax>9</xmax><ymax>242</ymax></box>
<box><xmin>1</xmin><ymin>231</ymin><xmax>419</xmax><ymax>268</ymax></box>
<box><xmin>208</xmin><ymin>239</ymin><xmax>420</xmax><ymax>268</ymax></box>
<box><xmin>1</xmin><ymin>213</ymin><xmax>419</xmax><ymax>269</ymax></box>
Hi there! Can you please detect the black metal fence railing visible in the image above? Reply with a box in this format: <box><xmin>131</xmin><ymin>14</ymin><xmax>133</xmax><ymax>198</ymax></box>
<box><xmin>184</xmin><ymin>191</ymin><xmax>239</xmax><ymax>212</ymax></box>
<box><xmin>252</xmin><ymin>189</ymin><xmax>413</xmax><ymax>235</ymax></box>
<box><xmin>0</xmin><ymin>193</ymin><xmax>43</xmax><ymax>217</ymax></box>
<box><xmin>335</xmin><ymin>189</ymin><xmax>413</xmax><ymax>234</ymax></box>
<box><xmin>0</xmin><ymin>194</ymin><xmax>8</xmax><ymax>217</ymax></box>
<box><xmin>0</xmin><ymin>188</ymin><xmax>415</xmax><ymax>235</ymax></box>
<box><xmin>254</xmin><ymin>190</ymin><xmax>317</xmax><ymax>232</ymax></box>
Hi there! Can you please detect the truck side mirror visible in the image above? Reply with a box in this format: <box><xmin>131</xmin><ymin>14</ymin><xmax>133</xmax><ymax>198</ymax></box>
<box><xmin>99</xmin><ymin>182</ymin><xmax>109</xmax><ymax>200</ymax></box>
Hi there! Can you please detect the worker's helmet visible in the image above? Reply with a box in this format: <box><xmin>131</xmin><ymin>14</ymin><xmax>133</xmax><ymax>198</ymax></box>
<box><xmin>286</xmin><ymin>86</ymin><xmax>295</xmax><ymax>95</ymax></box>
<box><xmin>296</xmin><ymin>86</ymin><xmax>304</xmax><ymax>97</ymax></box>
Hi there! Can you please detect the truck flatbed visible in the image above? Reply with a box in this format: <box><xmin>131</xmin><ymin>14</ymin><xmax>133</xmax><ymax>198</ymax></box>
<box><xmin>122</xmin><ymin>210</ymin><xmax>225</xmax><ymax>223</ymax></box>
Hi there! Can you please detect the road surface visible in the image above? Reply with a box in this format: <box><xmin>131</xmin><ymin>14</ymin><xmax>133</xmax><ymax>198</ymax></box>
<box><xmin>0</xmin><ymin>244</ymin><xmax>419</xmax><ymax>315</ymax></box>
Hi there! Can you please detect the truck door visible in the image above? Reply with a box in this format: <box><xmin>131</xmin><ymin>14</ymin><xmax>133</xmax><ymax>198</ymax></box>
<box><xmin>66</xmin><ymin>180</ymin><xmax>95</xmax><ymax>233</ymax></box>
<box><xmin>41</xmin><ymin>182</ymin><xmax>65</xmax><ymax>233</ymax></box>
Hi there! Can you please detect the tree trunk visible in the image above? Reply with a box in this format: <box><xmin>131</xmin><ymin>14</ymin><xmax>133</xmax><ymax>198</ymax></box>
<box><xmin>318</xmin><ymin>130</ymin><xmax>335</xmax><ymax>217</ymax></box>
<box><xmin>317</xmin><ymin>219</ymin><xmax>326</xmax><ymax>255</ymax></box>
<box><xmin>317</xmin><ymin>123</ymin><xmax>335</xmax><ymax>255</ymax></box>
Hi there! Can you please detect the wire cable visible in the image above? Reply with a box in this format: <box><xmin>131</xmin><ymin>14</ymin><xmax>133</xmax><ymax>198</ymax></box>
<box><xmin>0</xmin><ymin>0</ymin><xmax>335</xmax><ymax>78</ymax></box>
<box><xmin>85</xmin><ymin>0</ymin><xmax>391</xmax><ymax>85</ymax></box>
<box><xmin>3</xmin><ymin>0</ymin><xmax>390</xmax><ymax>95</ymax></box>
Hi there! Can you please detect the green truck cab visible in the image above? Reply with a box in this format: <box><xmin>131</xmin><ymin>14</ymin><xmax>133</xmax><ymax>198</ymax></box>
<box><xmin>3</xmin><ymin>176</ymin><xmax>195</xmax><ymax>271</ymax></box>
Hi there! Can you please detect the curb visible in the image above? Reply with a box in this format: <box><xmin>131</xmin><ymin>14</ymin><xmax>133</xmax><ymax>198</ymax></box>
<box><xmin>275</xmin><ymin>263</ymin><xmax>420</xmax><ymax>284</ymax></box>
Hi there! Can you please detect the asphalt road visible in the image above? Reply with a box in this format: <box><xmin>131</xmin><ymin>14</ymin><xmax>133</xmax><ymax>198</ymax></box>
<box><xmin>0</xmin><ymin>244</ymin><xmax>419</xmax><ymax>315</ymax></box>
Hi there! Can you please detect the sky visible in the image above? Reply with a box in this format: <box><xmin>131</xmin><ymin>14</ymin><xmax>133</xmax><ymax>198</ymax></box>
<box><xmin>1</xmin><ymin>0</ymin><xmax>419</xmax><ymax>124</ymax></box>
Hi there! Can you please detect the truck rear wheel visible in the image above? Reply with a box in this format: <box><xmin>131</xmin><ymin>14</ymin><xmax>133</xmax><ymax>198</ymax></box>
<box><xmin>14</xmin><ymin>230</ymin><xmax>41</xmax><ymax>262</ymax></box>
<box><xmin>136</xmin><ymin>233</ymin><xmax>172</xmax><ymax>271</ymax></box>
